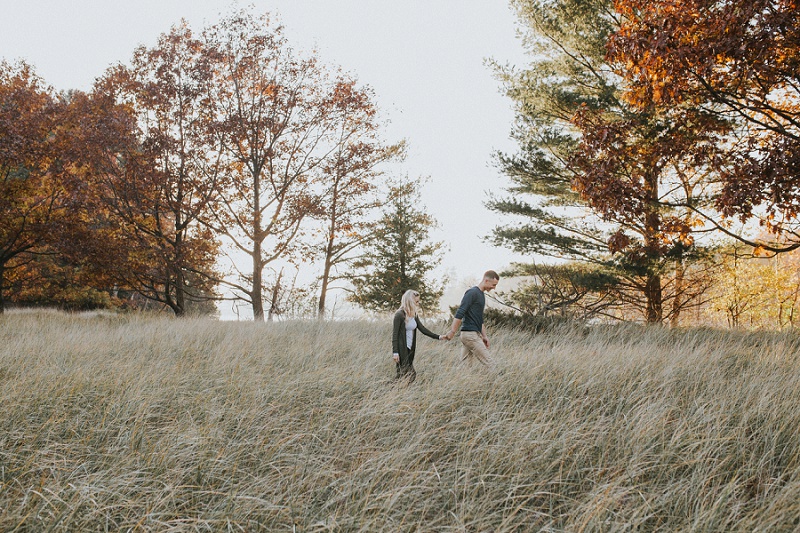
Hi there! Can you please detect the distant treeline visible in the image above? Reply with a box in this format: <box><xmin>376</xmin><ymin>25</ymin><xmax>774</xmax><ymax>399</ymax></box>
<box><xmin>3</xmin><ymin>0</ymin><xmax>799</xmax><ymax>328</ymax></box>
<box><xmin>0</xmin><ymin>9</ymin><xmax>447</xmax><ymax>320</ymax></box>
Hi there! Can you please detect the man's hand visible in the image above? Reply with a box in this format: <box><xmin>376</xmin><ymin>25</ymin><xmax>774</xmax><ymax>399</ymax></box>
<box><xmin>392</xmin><ymin>353</ymin><xmax>400</xmax><ymax>363</ymax></box>
<box><xmin>482</xmin><ymin>336</ymin><xmax>490</xmax><ymax>348</ymax></box>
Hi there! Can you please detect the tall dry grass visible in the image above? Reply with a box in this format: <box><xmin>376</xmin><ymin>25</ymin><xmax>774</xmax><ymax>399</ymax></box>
<box><xmin>2</xmin><ymin>311</ymin><xmax>800</xmax><ymax>531</ymax></box>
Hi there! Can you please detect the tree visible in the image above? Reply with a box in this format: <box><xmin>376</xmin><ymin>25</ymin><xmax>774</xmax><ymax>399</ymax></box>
<box><xmin>490</xmin><ymin>0</ymin><xmax>723</xmax><ymax>323</ymax></box>
<box><xmin>77</xmin><ymin>23</ymin><xmax>223</xmax><ymax>317</ymax></box>
<box><xmin>0</xmin><ymin>61</ymin><xmax>65</xmax><ymax>313</ymax></box>
<box><xmin>488</xmin><ymin>0</ymin><xmax>618</xmax><ymax>266</ymax></box>
<box><xmin>569</xmin><ymin>99</ymin><xmax>726</xmax><ymax>323</ymax></box>
<box><xmin>313</xmin><ymin>81</ymin><xmax>404</xmax><ymax>318</ymax></box>
<box><xmin>0</xmin><ymin>67</ymin><xmax>147</xmax><ymax>314</ymax></box>
<box><xmin>350</xmin><ymin>177</ymin><xmax>446</xmax><ymax>314</ymax></box>
<box><xmin>609</xmin><ymin>0</ymin><xmax>800</xmax><ymax>253</ymax></box>
<box><xmin>203</xmin><ymin>10</ymin><xmax>350</xmax><ymax>321</ymax></box>
<box><xmin>703</xmin><ymin>242</ymin><xmax>800</xmax><ymax>329</ymax></box>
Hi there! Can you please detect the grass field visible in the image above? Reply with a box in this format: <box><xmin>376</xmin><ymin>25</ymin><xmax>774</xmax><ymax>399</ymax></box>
<box><xmin>2</xmin><ymin>311</ymin><xmax>800</xmax><ymax>531</ymax></box>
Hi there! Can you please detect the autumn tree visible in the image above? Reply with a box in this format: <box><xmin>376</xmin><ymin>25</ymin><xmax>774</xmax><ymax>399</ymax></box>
<box><xmin>313</xmin><ymin>81</ymin><xmax>404</xmax><ymax>319</ymax></box>
<box><xmin>491</xmin><ymin>0</ymin><xmax>724</xmax><ymax>323</ymax></box>
<box><xmin>203</xmin><ymin>11</ymin><xmax>354</xmax><ymax>321</ymax></box>
<box><xmin>350</xmin><ymin>177</ymin><xmax>446</xmax><ymax>314</ymax></box>
<box><xmin>569</xmin><ymin>101</ymin><xmax>726</xmax><ymax>323</ymax></box>
<box><xmin>77</xmin><ymin>24</ymin><xmax>223</xmax><ymax>317</ymax></box>
<box><xmin>0</xmin><ymin>61</ymin><xmax>65</xmax><ymax>313</ymax></box>
<box><xmin>703</xmin><ymin>242</ymin><xmax>800</xmax><ymax>329</ymax></box>
<box><xmin>609</xmin><ymin>0</ymin><xmax>800</xmax><ymax>253</ymax></box>
<box><xmin>1</xmin><ymin>65</ymin><xmax>140</xmax><ymax>313</ymax></box>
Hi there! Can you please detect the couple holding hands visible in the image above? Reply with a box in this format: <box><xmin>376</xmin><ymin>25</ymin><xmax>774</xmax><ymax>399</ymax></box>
<box><xmin>391</xmin><ymin>270</ymin><xmax>500</xmax><ymax>383</ymax></box>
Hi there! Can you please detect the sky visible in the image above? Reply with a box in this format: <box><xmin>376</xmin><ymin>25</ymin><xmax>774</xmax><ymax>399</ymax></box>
<box><xmin>1</xmin><ymin>0</ymin><xmax>532</xmax><ymax>316</ymax></box>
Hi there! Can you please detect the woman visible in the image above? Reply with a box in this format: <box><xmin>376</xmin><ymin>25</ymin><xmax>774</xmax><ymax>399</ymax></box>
<box><xmin>392</xmin><ymin>289</ymin><xmax>445</xmax><ymax>383</ymax></box>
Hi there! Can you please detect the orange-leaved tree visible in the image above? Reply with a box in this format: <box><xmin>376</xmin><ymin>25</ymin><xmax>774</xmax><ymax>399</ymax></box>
<box><xmin>0</xmin><ymin>61</ymin><xmax>67</xmax><ymax>313</ymax></box>
<box><xmin>491</xmin><ymin>0</ymin><xmax>725</xmax><ymax>323</ymax></box>
<box><xmin>569</xmin><ymin>101</ymin><xmax>729</xmax><ymax>322</ymax></box>
<box><xmin>77</xmin><ymin>23</ymin><xmax>225</xmax><ymax>316</ymax></box>
<box><xmin>609</xmin><ymin>0</ymin><xmax>800</xmax><ymax>253</ymax></box>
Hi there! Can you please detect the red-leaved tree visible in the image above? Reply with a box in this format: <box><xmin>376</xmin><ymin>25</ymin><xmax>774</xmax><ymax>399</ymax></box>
<box><xmin>609</xmin><ymin>0</ymin><xmax>800</xmax><ymax>252</ymax></box>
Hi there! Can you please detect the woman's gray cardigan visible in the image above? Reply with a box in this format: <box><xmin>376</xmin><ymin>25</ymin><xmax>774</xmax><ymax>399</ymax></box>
<box><xmin>392</xmin><ymin>309</ymin><xmax>439</xmax><ymax>364</ymax></box>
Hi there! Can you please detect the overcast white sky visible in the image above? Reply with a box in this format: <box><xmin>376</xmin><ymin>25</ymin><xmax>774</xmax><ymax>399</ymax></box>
<box><xmin>1</xmin><ymin>0</ymin><xmax>532</xmax><ymax>315</ymax></box>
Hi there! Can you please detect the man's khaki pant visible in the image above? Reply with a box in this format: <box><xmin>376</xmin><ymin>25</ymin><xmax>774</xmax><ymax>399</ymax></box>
<box><xmin>459</xmin><ymin>331</ymin><xmax>494</xmax><ymax>368</ymax></box>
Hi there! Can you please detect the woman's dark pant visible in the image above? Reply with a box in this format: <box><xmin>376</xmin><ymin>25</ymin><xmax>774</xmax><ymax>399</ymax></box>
<box><xmin>394</xmin><ymin>353</ymin><xmax>417</xmax><ymax>383</ymax></box>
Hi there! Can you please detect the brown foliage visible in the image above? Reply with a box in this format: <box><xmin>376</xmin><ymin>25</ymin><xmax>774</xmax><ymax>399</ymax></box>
<box><xmin>610</xmin><ymin>0</ymin><xmax>800</xmax><ymax>239</ymax></box>
<box><xmin>80</xmin><ymin>24</ymin><xmax>225</xmax><ymax>316</ymax></box>
<box><xmin>0</xmin><ymin>62</ymin><xmax>72</xmax><ymax>311</ymax></box>
<box><xmin>568</xmin><ymin>98</ymin><xmax>725</xmax><ymax>322</ymax></box>
<box><xmin>1</xmin><ymin>10</ymin><xmax>401</xmax><ymax>317</ymax></box>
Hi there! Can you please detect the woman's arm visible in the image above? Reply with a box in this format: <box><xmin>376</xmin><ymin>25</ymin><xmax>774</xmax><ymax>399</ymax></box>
<box><xmin>392</xmin><ymin>310</ymin><xmax>404</xmax><ymax>355</ymax></box>
<box><xmin>415</xmin><ymin>315</ymin><xmax>442</xmax><ymax>340</ymax></box>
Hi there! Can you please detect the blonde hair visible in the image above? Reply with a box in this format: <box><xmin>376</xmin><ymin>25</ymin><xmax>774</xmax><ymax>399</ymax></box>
<box><xmin>400</xmin><ymin>289</ymin><xmax>420</xmax><ymax>320</ymax></box>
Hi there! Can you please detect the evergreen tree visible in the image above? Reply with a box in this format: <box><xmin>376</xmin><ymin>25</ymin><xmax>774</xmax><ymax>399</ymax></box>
<box><xmin>350</xmin><ymin>177</ymin><xmax>446</xmax><ymax>314</ymax></box>
<box><xmin>488</xmin><ymin>0</ymin><xmax>618</xmax><ymax>265</ymax></box>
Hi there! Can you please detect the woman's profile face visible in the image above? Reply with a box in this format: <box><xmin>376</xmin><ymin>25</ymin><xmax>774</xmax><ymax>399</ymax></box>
<box><xmin>414</xmin><ymin>292</ymin><xmax>420</xmax><ymax>304</ymax></box>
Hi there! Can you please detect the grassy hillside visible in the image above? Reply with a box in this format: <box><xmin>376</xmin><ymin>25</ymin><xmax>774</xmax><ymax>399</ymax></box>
<box><xmin>2</xmin><ymin>312</ymin><xmax>800</xmax><ymax>531</ymax></box>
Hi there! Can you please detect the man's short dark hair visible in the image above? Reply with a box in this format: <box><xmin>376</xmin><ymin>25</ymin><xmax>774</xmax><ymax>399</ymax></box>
<box><xmin>483</xmin><ymin>270</ymin><xmax>500</xmax><ymax>280</ymax></box>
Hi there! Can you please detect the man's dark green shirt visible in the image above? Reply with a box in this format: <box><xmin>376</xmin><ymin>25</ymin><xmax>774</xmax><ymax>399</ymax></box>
<box><xmin>455</xmin><ymin>286</ymin><xmax>485</xmax><ymax>332</ymax></box>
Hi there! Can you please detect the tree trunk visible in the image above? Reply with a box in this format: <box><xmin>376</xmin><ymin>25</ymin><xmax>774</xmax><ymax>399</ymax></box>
<box><xmin>163</xmin><ymin>279</ymin><xmax>183</xmax><ymax>317</ymax></box>
<box><xmin>671</xmin><ymin>256</ymin><xmax>685</xmax><ymax>327</ymax></box>
<box><xmin>643</xmin><ymin>170</ymin><xmax>663</xmax><ymax>323</ymax></box>
<box><xmin>318</xmin><ymin>231</ymin><xmax>335</xmax><ymax>319</ymax></box>
<box><xmin>268</xmin><ymin>268</ymin><xmax>283</xmax><ymax>322</ymax></box>
<box><xmin>174</xmin><ymin>267</ymin><xmax>187</xmax><ymax>317</ymax></box>
<box><xmin>0</xmin><ymin>263</ymin><xmax>5</xmax><ymax>314</ymax></box>
<box><xmin>174</xmin><ymin>228</ymin><xmax>186</xmax><ymax>317</ymax></box>
<box><xmin>252</xmin><ymin>165</ymin><xmax>265</xmax><ymax>321</ymax></box>
<box><xmin>318</xmin><ymin>259</ymin><xmax>331</xmax><ymax>320</ymax></box>
<box><xmin>645</xmin><ymin>273</ymin><xmax>663</xmax><ymax>323</ymax></box>
<box><xmin>319</xmin><ymin>180</ymin><xmax>340</xmax><ymax>320</ymax></box>
<box><xmin>252</xmin><ymin>244</ymin><xmax>265</xmax><ymax>321</ymax></box>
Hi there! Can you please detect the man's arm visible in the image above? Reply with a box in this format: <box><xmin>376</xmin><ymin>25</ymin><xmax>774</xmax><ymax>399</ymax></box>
<box><xmin>446</xmin><ymin>317</ymin><xmax>462</xmax><ymax>340</ymax></box>
<box><xmin>447</xmin><ymin>288</ymin><xmax>475</xmax><ymax>340</ymax></box>
<box><xmin>481</xmin><ymin>324</ymin><xmax>489</xmax><ymax>348</ymax></box>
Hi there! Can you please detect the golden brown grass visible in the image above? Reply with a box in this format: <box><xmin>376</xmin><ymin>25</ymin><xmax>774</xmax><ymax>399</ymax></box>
<box><xmin>2</xmin><ymin>311</ymin><xmax>800</xmax><ymax>531</ymax></box>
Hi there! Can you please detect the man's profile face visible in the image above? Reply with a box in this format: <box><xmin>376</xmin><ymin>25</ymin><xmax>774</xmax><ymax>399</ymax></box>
<box><xmin>483</xmin><ymin>278</ymin><xmax>499</xmax><ymax>292</ymax></box>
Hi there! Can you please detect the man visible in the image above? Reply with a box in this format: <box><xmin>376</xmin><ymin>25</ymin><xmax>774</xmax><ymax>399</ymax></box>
<box><xmin>445</xmin><ymin>270</ymin><xmax>500</xmax><ymax>367</ymax></box>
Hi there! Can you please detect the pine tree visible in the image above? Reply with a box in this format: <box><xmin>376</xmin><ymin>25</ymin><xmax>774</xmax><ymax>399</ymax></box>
<box><xmin>349</xmin><ymin>178</ymin><xmax>446</xmax><ymax>314</ymax></box>
<box><xmin>487</xmin><ymin>0</ymin><xmax>619</xmax><ymax>265</ymax></box>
